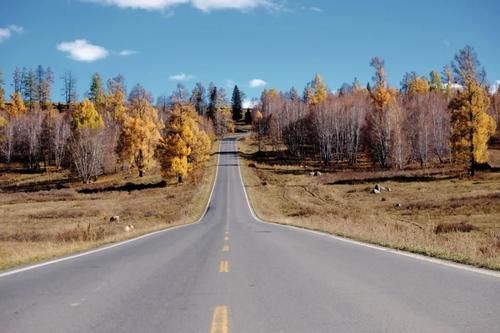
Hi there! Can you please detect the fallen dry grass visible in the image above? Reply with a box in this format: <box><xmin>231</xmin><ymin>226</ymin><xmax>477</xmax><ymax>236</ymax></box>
<box><xmin>0</xmin><ymin>144</ymin><xmax>219</xmax><ymax>271</ymax></box>
<box><xmin>238</xmin><ymin>137</ymin><xmax>500</xmax><ymax>270</ymax></box>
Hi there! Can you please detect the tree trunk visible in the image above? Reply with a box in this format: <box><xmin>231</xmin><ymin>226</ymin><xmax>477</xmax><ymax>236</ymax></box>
<box><xmin>469</xmin><ymin>108</ymin><xmax>475</xmax><ymax>176</ymax></box>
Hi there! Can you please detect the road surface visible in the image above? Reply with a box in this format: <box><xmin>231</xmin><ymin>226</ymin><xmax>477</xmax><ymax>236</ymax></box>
<box><xmin>1</xmin><ymin>137</ymin><xmax>499</xmax><ymax>333</ymax></box>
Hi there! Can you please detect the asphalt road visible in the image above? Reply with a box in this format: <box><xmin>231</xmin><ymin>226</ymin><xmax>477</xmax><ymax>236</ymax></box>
<box><xmin>1</xmin><ymin>137</ymin><xmax>499</xmax><ymax>333</ymax></box>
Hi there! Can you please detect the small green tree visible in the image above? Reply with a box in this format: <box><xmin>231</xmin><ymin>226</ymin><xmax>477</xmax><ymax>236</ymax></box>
<box><xmin>88</xmin><ymin>73</ymin><xmax>106</xmax><ymax>111</ymax></box>
<box><xmin>231</xmin><ymin>85</ymin><xmax>243</xmax><ymax>121</ymax></box>
<box><xmin>429</xmin><ymin>70</ymin><xmax>443</xmax><ymax>93</ymax></box>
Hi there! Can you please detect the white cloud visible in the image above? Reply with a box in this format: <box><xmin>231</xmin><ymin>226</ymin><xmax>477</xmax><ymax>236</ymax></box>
<box><xmin>0</xmin><ymin>25</ymin><xmax>23</xmax><ymax>43</ymax></box>
<box><xmin>243</xmin><ymin>98</ymin><xmax>258</xmax><ymax>108</ymax></box>
<box><xmin>119</xmin><ymin>49</ymin><xmax>138</xmax><ymax>56</ymax></box>
<box><xmin>490</xmin><ymin>80</ymin><xmax>500</xmax><ymax>94</ymax></box>
<box><xmin>249</xmin><ymin>78</ymin><xmax>267</xmax><ymax>88</ymax></box>
<box><xmin>169</xmin><ymin>72</ymin><xmax>195</xmax><ymax>81</ymax></box>
<box><xmin>310</xmin><ymin>6</ymin><xmax>323</xmax><ymax>13</ymax></box>
<box><xmin>57</xmin><ymin>39</ymin><xmax>109</xmax><ymax>62</ymax></box>
<box><xmin>192</xmin><ymin>0</ymin><xmax>274</xmax><ymax>12</ymax></box>
<box><xmin>83</xmin><ymin>0</ymin><xmax>275</xmax><ymax>12</ymax></box>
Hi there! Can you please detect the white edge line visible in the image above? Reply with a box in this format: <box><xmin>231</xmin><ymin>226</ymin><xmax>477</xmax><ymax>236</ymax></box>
<box><xmin>234</xmin><ymin>138</ymin><xmax>500</xmax><ymax>279</ymax></box>
<box><xmin>0</xmin><ymin>142</ymin><xmax>222</xmax><ymax>279</ymax></box>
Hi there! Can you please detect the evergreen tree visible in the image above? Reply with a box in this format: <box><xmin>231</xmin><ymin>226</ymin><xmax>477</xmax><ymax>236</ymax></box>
<box><xmin>61</xmin><ymin>71</ymin><xmax>78</xmax><ymax>107</ymax></box>
<box><xmin>35</xmin><ymin>66</ymin><xmax>54</xmax><ymax>110</ymax></box>
<box><xmin>12</xmin><ymin>67</ymin><xmax>22</xmax><ymax>94</ymax></box>
<box><xmin>429</xmin><ymin>70</ymin><xmax>443</xmax><ymax>93</ymax></box>
<box><xmin>231</xmin><ymin>85</ymin><xmax>243</xmax><ymax>121</ymax></box>
<box><xmin>23</xmin><ymin>69</ymin><xmax>38</xmax><ymax>111</ymax></box>
<box><xmin>88</xmin><ymin>73</ymin><xmax>106</xmax><ymax>109</ymax></box>
<box><xmin>207</xmin><ymin>82</ymin><xmax>218</xmax><ymax>121</ymax></box>
<box><xmin>190</xmin><ymin>82</ymin><xmax>207</xmax><ymax>116</ymax></box>
<box><xmin>244</xmin><ymin>109</ymin><xmax>252</xmax><ymax>124</ymax></box>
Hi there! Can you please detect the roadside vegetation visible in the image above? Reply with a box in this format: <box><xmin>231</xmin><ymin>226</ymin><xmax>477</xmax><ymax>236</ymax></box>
<box><xmin>239</xmin><ymin>46</ymin><xmax>500</xmax><ymax>270</ymax></box>
<box><xmin>0</xmin><ymin>68</ymin><xmax>247</xmax><ymax>270</ymax></box>
<box><xmin>0</xmin><ymin>156</ymin><xmax>216</xmax><ymax>270</ymax></box>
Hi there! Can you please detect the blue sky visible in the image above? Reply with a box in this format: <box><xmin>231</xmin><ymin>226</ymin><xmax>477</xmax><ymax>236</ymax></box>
<box><xmin>1</xmin><ymin>0</ymin><xmax>499</xmax><ymax>103</ymax></box>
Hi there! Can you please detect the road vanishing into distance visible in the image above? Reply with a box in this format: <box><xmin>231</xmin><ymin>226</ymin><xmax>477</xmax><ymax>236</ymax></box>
<box><xmin>1</xmin><ymin>137</ymin><xmax>499</xmax><ymax>333</ymax></box>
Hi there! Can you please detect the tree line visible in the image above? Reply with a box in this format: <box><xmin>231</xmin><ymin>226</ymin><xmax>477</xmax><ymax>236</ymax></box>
<box><xmin>0</xmin><ymin>70</ymin><xmax>248</xmax><ymax>183</ymax></box>
<box><xmin>250</xmin><ymin>46</ymin><xmax>498</xmax><ymax>175</ymax></box>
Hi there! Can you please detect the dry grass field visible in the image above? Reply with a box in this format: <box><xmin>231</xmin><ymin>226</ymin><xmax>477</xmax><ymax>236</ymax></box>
<box><xmin>0</xmin><ymin>144</ymin><xmax>219</xmax><ymax>271</ymax></box>
<box><xmin>239</xmin><ymin>137</ymin><xmax>500</xmax><ymax>270</ymax></box>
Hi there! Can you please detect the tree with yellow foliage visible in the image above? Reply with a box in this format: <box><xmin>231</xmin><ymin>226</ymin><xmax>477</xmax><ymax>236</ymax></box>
<box><xmin>119</xmin><ymin>95</ymin><xmax>162</xmax><ymax>177</ymax></box>
<box><xmin>307</xmin><ymin>74</ymin><xmax>328</xmax><ymax>105</ymax></box>
<box><xmin>7</xmin><ymin>92</ymin><xmax>26</xmax><ymax>118</ymax></box>
<box><xmin>72</xmin><ymin>98</ymin><xmax>104</xmax><ymax>130</ymax></box>
<box><xmin>159</xmin><ymin>104</ymin><xmax>211</xmax><ymax>183</ymax></box>
<box><xmin>0</xmin><ymin>115</ymin><xmax>6</xmax><ymax>139</ymax></box>
<box><xmin>104</xmin><ymin>88</ymin><xmax>127</xmax><ymax>123</ymax></box>
<box><xmin>69</xmin><ymin>99</ymin><xmax>106</xmax><ymax>183</ymax></box>
<box><xmin>214</xmin><ymin>106</ymin><xmax>234</xmax><ymax>136</ymax></box>
<box><xmin>450</xmin><ymin>81</ymin><xmax>496</xmax><ymax>174</ymax></box>
<box><xmin>408</xmin><ymin>76</ymin><xmax>430</xmax><ymax>95</ymax></box>
<box><xmin>449</xmin><ymin>46</ymin><xmax>497</xmax><ymax>175</ymax></box>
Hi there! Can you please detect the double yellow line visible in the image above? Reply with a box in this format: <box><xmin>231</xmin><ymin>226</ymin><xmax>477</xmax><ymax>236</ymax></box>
<box><xmin>210</xmin><ymin>306</ymin><xmax>228</xmax><ymax>333</ymax></box>
<box><xmin>211</xmin><ymin>230</ymin><xmax>230</xmax><ymax>332</ymax></box>
<box><xmin>219</xmin><ymin>260</ymin><xmax>229</xmax><ymax>273</ymax></box>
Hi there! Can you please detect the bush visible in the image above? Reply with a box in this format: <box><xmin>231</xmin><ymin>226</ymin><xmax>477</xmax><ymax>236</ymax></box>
<box><xmin>434</xmin><ymin>222</ymin><xmax>476</xmax><ymax>234</ymax></box>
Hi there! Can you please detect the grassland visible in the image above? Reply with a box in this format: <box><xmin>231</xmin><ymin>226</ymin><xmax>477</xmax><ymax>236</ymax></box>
<box><xmin>238</xmin><ymin>137</ymin><xmax>500</xmax><ymax>270</ymax></box>
<box><xmin>0</xmin><ymin>144</ymin><xmax>219</xmax><ymax>271</ymax></box>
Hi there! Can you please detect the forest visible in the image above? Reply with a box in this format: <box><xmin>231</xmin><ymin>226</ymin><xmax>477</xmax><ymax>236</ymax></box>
<box><xmin>250</xmin><ymin>46</ymin><xmax>499</xmax><ymax>176</ymax></box>
<box><xmin>0</xmin><ymin>45</ymin><xmax>499</xmax><ymax>181</ymax></box>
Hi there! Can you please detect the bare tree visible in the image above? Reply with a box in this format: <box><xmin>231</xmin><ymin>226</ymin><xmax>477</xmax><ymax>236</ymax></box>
<box><xmin>52</xmin><ymin>112</ymin><xmax>71</xmax><ymax>169</ymax></box>
<box><xmin>17</xmin><ymin>112</ymin><xmax>43</xmax><ymax>169</ymax></box>
<box><xmin>390</xmin><ymin>98</ymin><xmax>408</xmax><ymax>169</ymax></box>
<box><xmin>365</xmin><ymin>102</ymin><xmax>393</xmax><ymax>167</ymax></box>
<box><xmin>1</xmin><ymin>117</ymin><xmax>17</xmax><ymax>167</ymax></box>
<box><xmin>428</xmin><ymin>93</ymin><xmax>451</xmax><ymax>162</ymax></box>
<box><xmin>344</xmin><ymin>92</ymin><xmax>368</xmax><ymax>165</ymax></box>
<box><xmin>405</xmin><ymin>94</ymin><xmax>431</xmax><ymax>167</ymax></box>
<box><xmin>313</xmin><ymin>97</ymin><xmax>338</xmax><ymax>165</ymax></box>
<box><xmin>70</xmin><ymin>128</ymin><xmax>105</xmax><ymax>183</ymax></box>
<box><xmin>282</xmin><ymin>99</ymin><xmax>308</xmax><ymax>159</ymax></box>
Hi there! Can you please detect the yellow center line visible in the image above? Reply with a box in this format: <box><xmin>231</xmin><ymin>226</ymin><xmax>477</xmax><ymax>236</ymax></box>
<box><xmin>210</xmin><ymin>305</ymin><xmax>228</xmax><ymax>333</ymax></box>
<box><xmin>224</xmin><ymin>236</ymin><xmax>229</xmax><ymax>241</ymax></box>
<box><xmin>223</xmin><ymin>245</ymin><xmax>229</xmax><ymax>252</ymax></box>
<box><xmin>219</xmin><ymin>260</ymin><xmax>229</xmax><ymax>273</ymax></box>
